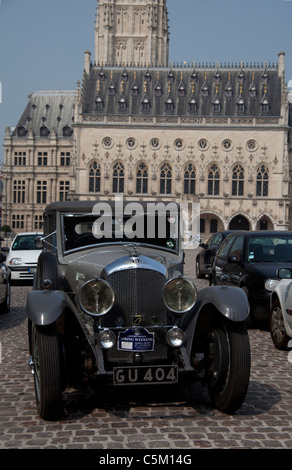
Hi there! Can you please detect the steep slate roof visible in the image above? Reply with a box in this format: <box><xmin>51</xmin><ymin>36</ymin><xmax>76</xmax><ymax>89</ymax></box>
<box><xmin>81</xmin><ymin>64</ymin><xmax>281</xmax><ymax>117</ymax></box>
<box><xmin>12</xmin><ymin>91</ymin><xmax>76</xmax><ymax>139</ymax></box>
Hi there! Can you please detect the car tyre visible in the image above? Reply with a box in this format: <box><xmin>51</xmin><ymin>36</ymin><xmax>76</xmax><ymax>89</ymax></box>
<box><xmin>31</xmin><ymin>322</ymin><xmax>64</xmax><ymax>420</ymax></box>
<box><xmin>0</xmin><ymin>281</ymin><xmax>10</xmax><ymax>314</ymax></box>
<box><xmin>270</xmin><ymin>298</ymin><xmax>290</xmax><ymax>350</ymax></box>
<box><xmin>206</xmin><ymin>319</ymin><xmax>250</xmax><ymax>414</ymax></box>
<box><xmin>37</xmin><ymin>251</ymin><xmax>58</xmax><ymax>290</ymax></box>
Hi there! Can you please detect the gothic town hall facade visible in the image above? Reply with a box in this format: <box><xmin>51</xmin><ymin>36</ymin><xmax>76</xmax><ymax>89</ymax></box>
<box><xmin>2</xmin><ymin>0</ymin><xmax>292</xmax><ymax>236</ymax></box>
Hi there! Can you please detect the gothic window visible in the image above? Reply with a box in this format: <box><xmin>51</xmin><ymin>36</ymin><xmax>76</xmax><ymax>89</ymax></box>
<box><xmin>14</xmin><ymin>152</ymin><xmax>26</xmax><ymax>166</ymax></box>
<box><xmin>136</xmin><ymin>162</ymin><xmax>148</xmax><ymax>194</ymax></box>
<box><xmin>89</xmin><ymin>161</ymin><xmax>101</xmax><ymax>193</ymax></box>
<box><xmin>113</xmin><ymin>161</ymin><xmax>125</xmax><ymax>194</ymax></box>
<box><xmin>12</xmin><ymin>214</ymin><xmax>24</xmax><ymax>230</ymax></box>
<box><xmin>59</xmin><ymin>181</ymin><xmax>70</xmax><ymax>201</ymax></box>
<box><xmin>36</xmin><ymin>180</ymin><xmax>47</xmax><ymax>204</ymax></box>
<box><xmin>37</xmin><ymin>152</ymin><xmax>48</xmax><ymax>166</ymax></box>
<box><xmin>208</xmin><ymin>164</ymin><xmax>220</xmax><ymax>196</ymax></box>
<box><xmin>160</xmin><ymin>163</ymin><xmax>172</xmax><ymax>194</ymax></box>
<box><xmin>232</xmin><ymin>164</ymin><xmax>245</xmax><ymax>196</ymax></box>
<box><xmin>60</xmin><ymin>152</ymin><xmax>71</xmax><ymax>166</ymax></box>
<box><xmin>184</xmin><ymin>163</ymin><xmax>196</xmax><ymax>195</ymax></box>
<box><xmin>13</xmin><ymin>180</ymin><xmax>26</xmax><ymax>204</ymax></box>
<box><xmin>256</xmin><ymin>164</ymin><xmax>269</xmax><ymax>197</ymax></box>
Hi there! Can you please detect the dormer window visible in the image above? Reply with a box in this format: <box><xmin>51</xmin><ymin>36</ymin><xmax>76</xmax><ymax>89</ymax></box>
<box><xmin>95</xmin><ymin>96</ymin><xmax>103</xmax><ymax>111</ymax></box>
<box><xmin>188</xmin><ymin>96</ymin><xmax>197</xmax><ymax>114</ymax></box>
<box><xmin>108</xmin><ymin>82</ymin><xmax>116</xmax><ymax>96</ymax></box>
<box><xmin>141</xmin><ymin>96</ymin><xmax>150</xmax><ymax>113</ymax></box>
<box><xmin>40</xmin><ymin>125</ymin><xmax>50</xmax><ymax>137</ymax></box>
<box><xmin>155</xmin><ymin>82</ymin><xmax>162</xmax><ymax>97</ymax></box>
<box><xmin>165</xmin><ymin>97</ymin><xmax>174</xmax><ymax>114</ymax></box>
<box><xmin>118</xmin><ymin>97</ymin><xmax>127</xmax><ymax>112</ymax></box>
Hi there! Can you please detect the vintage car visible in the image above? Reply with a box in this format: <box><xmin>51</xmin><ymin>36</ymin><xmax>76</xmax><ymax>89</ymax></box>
<box><xmin>27</xmin><ymin>200</ymin><xmax>251</xmax><ymax>420</ymax></box>
<box><xmin>270</xmin><ymin>268</ymin><xmax>292</xmax><ymax>350</ymax></box>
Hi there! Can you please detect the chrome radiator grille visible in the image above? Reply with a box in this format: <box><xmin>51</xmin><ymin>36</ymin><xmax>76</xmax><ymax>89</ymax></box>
<box><xmin>101</xmin><ymin>268</ymin><xmax>168</xmax><ymax>363</ymax></box>
<box><xmin>101</xmin><ymin>268</ymin><xmax>167</xmax><ymax>328</ymax></box>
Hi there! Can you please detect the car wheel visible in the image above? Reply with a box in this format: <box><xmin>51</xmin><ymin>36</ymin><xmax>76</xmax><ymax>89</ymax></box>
<box><xmin>205</xmin><ymin>320</ymin><xmax>250</xmax><ymax>414</ymax></box>
<box><xmin>0</xmin><ymin>281</ymin><xmax>10</xmax><ymax>314</ymax></box>
<box><xmin>270</xmin><ymin>299</ymin><xmax>290</xmax><ymax>350</ymax></box>
<box><xmin>31</xmin><ymin>322</ymin><xmax>64</xmax><ymax>420</ymax></box>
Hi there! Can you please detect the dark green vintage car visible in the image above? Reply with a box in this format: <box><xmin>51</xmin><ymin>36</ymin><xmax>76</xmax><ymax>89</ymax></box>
<box><xmin>27</xmin><ymin>200</ymin><xmax>250</xmax><ymax>419</ymax></box>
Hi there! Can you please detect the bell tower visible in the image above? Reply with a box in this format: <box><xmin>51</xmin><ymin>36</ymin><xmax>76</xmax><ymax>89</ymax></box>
<box><xmin>94</xmin><ymin>0</ymin><xmax>169</xmax><ymax>67</ymax></box>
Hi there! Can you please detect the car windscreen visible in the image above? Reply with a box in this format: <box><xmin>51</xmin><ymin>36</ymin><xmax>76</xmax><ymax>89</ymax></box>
<box><xmin>248</xmin><ymin>236</ymin><xmax>292</xmax><ymax>262</ymax></box>
<box><xmin>62</xmin><ymin>213</ymin><xmax>179</xmax><ymax>253</ymax></box>
<box><xmin>12</xmin><ymin>235</ymin><xmax>41</xmax><ymax>251</ymax></box>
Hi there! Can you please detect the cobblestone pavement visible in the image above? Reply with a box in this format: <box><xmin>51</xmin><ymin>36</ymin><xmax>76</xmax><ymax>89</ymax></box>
<box><xmin>0</xmin><ymin>256</ymin><xmax>292</xmax><ymax>449</ymax></box>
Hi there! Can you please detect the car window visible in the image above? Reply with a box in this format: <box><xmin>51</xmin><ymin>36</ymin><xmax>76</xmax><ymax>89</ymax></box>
<box><xmin>248</xmin><ymin>236</ymin><xmax>292</xmax><ymax>262</ymax></box>
<box><xmin>12</xmin><ymin>235</ymin><xmax>41</xmax><ymax>251</ymax></box>
<box><xmin>229</xmin><ymin>235</ymin><xmax>244</xmax><ymax>260</ymax></box>
<box><xmin>217</xmin><ymin>235</ymin><xmax>236</xmax><ymax>260</ymax></box>
<box><xmin>212</xmin><ymin>233</ymin><xmax>222</xmax><ymax>246</ymax></box>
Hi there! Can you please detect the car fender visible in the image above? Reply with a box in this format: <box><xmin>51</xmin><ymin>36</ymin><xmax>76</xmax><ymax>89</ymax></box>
<box><xmin>272</xmin><ymin>281</ymin><xmax>292</xmax><ymax>338</ymax></box>
<box><xmin>26</xmin><ymin>290</ymin><xmax>76</xmax><ymax>326</ymax></box>
<box><xmin>179</xmin><ymin>285</ymin><xmax>250</xmax><ymax>356</ymax></box>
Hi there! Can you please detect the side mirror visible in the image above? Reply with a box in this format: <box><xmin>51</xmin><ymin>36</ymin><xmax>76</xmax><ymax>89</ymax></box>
<box><xmin>35</xmin><ymin>236</ymin><xmax>44</xmax><ymax>249</ymax></box>
<box><xmin>278</xmin><ymin>268</ymin><xmax>292</xmax><ymax>279</ymax></box>
<box><xmin>228</xmin><ymin>255</ymin><xmax>240</xmax><ymax>263</ymax></box>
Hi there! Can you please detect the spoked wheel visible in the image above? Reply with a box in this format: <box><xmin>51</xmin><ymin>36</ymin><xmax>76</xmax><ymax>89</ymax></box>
<box><xmin>31</xmin><ymin>322</ymin><xmax>64</xmax><ymax>420</ymax></box>
<box><xmin>270</xmin><ymin>299</ymin><xmax>289</xmax><ymax>350</ymax></box>
<box><xmin>205</xmin><ymin>319</ymin><xmax>250</xmax><ymax>414</ymax></box>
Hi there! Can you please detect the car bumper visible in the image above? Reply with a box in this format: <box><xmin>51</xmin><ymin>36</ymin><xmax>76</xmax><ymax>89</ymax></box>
<box><xmin>9</xmin><ymin>266</ymin><xmax>37</xmax><ymax>280</ymax></box>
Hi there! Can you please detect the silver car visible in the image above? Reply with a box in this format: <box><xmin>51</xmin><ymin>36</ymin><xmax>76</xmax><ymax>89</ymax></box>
<box><xmin>27</xmin><ymin>200</ymin><xmax>251</xmax><ymax>420</ymax></box>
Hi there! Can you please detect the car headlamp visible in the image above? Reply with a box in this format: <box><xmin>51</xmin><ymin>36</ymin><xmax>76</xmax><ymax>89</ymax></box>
<box><xmin>166</xmin><ymin>327</ymin><xmax>185</xmax><ymax>347</ymax></box>
<box><xmin>163</xmin><ymin>277</ymin><xmax>197</xmax><ymax>313</ymax></box>
<box><xmin>79</xmin><ymin>279</ymin><xmax>115</xmax><ymax>316</ymax></box>
<box><xmin>9</xmin><ymin>258</ymin><xmax>22</xmax><ymax>266</ymax></box>
<box><xmin>265</xmin><ymin>279</ymin><xmax>279</xmax><ymax>291</ymax></box>
<box><xmin>99</xmin><ymin>329</ymin><xmax>116</xmax><ymax>349</ymax></box>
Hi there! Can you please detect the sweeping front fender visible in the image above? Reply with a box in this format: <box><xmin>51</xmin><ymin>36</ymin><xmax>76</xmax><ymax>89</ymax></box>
<box><xmin>179</xmin><ymin>286</ymin><xmax>250</xmax><ymax>355</ymax></box>
<box><xmin>26</xmin><ymin>290</ymin><xmax>76</xmax><ymax>326</ymax></box>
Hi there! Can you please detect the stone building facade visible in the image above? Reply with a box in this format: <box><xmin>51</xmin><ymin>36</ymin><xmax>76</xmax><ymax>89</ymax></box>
<box><xmin>2</xmin><ymin>0</ymin><xmax>291</xmax><ymax>236</ymax></box>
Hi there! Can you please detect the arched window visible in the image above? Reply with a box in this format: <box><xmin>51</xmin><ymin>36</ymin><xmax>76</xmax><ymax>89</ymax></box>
<box><xmin>232</xmin><ymin>164</ymin><xmax>244</xmax><ymax>196</ymax></box>
<box><xmin>160</xmin><ymin>163</ymin><xmax>172</xmax><ymax>194</ymax></box>
<box><xmin>184</xmin><ymin>163</ymin><xmax>196</xmax><ymax>195</ymax></box>
<box><xmin>256</xmin><ymin>164</ymin><xmax>269</xmax><ymax>196</ymax></box>
<box><xmin>136</xmin><ymin>162</ymin><xmax>148</xmax><ymax>194</ymax></box>
<box><xmin>208</xmin><ymin>164</ymin><xmax>220</xmax><ymax>196</ymax></box>
<box><xmin>113</xmin><ymin>161</ymin><xmax>125</xmax><ymax>193</ymax></box>
<box><xmin>89</xmin><ymin>161</ymin><xmax>101</xmax><ymax>193</ymax></box>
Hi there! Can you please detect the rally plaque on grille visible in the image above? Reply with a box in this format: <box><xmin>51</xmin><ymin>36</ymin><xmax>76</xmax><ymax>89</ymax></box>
<box><xmin>113</xmin><ymin>365</ymin><xmax>178</xmax><ymax>385</ymax></box>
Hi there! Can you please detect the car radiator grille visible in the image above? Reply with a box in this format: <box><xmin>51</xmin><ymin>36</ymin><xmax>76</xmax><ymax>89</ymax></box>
<box><xmin>101</xmin><ymin>268</ymin><xmax>168</xmax><ymax>363</ymax></box>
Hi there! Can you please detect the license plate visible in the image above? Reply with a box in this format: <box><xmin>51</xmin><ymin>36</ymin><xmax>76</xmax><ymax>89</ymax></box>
<box><xmin>113</xmin><ymin>365</ymin><xmax>178</xmax><ymax>385</ymax></box>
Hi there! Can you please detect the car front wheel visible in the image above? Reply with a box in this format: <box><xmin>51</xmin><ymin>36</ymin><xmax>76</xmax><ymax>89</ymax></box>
<box><xmin>205</xmin><ymin>319</ymin><xmax>250</xmax><ymax>414</ymax></box>
<box><xmin>31</xmin><ymin>322</ymin><xmax>64</xmax><ymax>420</ymax></box>
<box><xmin>270</xmin><ymin>299</ymin><xmax>290</xmax><ymax>350</ymax></box>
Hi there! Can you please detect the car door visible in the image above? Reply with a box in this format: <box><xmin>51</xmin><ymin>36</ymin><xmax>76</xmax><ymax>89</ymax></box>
<box><xmin>0</xmin><ymin>254</ymin><xmax>6</xmax><ymax>303</ymax></box>
<box><xmin>222</xmin><ymin>235</ymin><xmax>245</xmax><ymax>287</ymax></box>
<box><xmin>213</xmin><ymin>234</ymin><xmax>237</xmax><ymax>285</ymax></box>
<box><xmin>201</xmin><ymin>233</ymin><xmax>223</xmax><ymax>271</ymax></box>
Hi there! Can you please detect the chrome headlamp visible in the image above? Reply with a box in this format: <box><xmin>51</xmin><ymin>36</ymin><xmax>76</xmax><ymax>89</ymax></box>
<box><xmin>163</xmin><ymin>277</ymin><xmax>197</xmax><ymax>313</ymax></box>
<box><xmin>79</xmin><ymin>279</ymin><xmax>115</xmax><ymax>316</ymax></box>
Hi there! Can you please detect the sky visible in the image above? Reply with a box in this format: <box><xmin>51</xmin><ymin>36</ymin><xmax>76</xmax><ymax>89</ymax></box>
<box><xmin>1</xmin><ymin>0</ymin><xmax>292</xmax><ymax>163</ymax></box>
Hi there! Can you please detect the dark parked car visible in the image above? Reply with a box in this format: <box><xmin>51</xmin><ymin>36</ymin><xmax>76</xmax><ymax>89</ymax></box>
<box><xmin>0</xmin><ymin>250</ymin><xmax>11</xmax><ymax>314</ymax></box>
<box><xmin>27</xmin><ymin>200</ymin><xmax>250</xmax><ymax>419</ymax></box>
<box><xmin>196</xmin><ymin>231</ymin><xmax>236</xmax><ymax>278</ymax></box>
<box><xmin>210</xmin><ymin>231</ymin><xmax>292</xmax><ymax>324</ymax></box>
